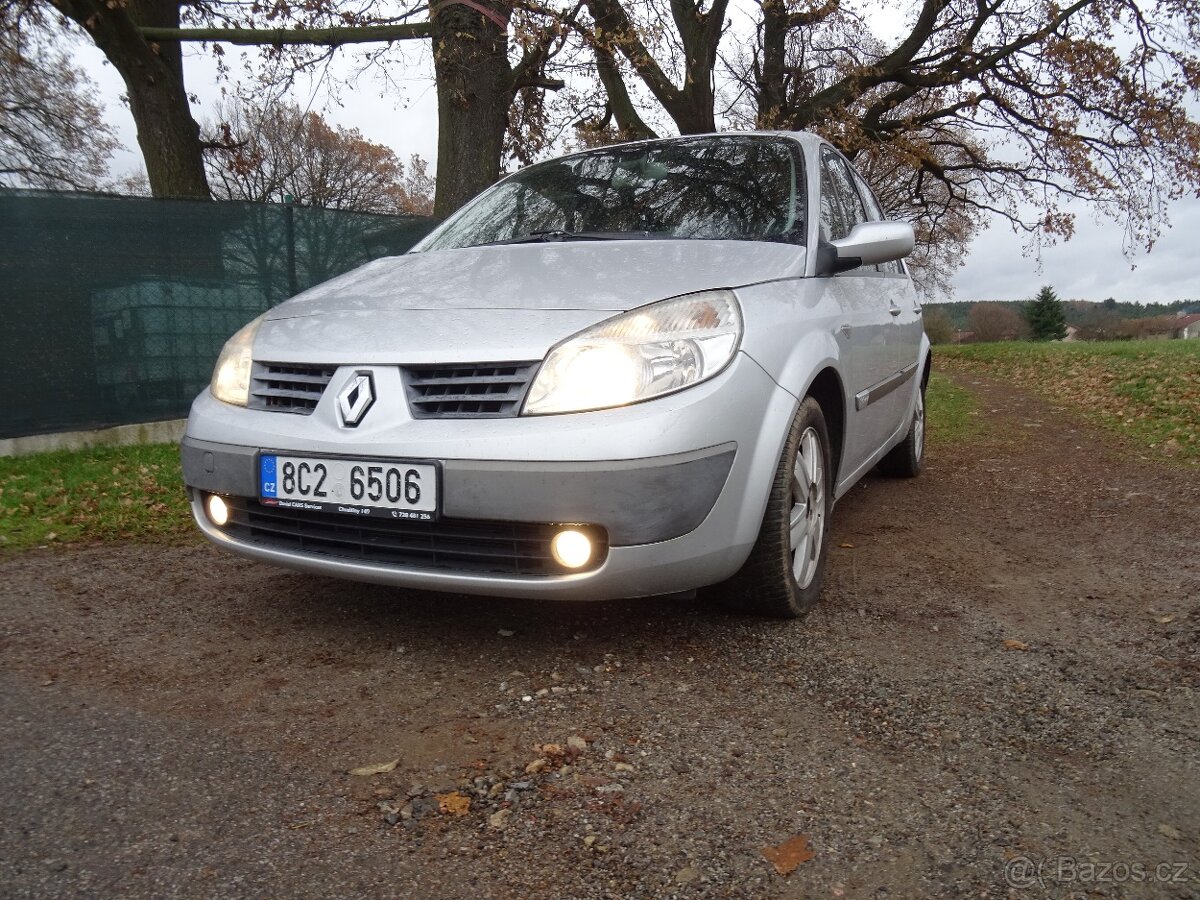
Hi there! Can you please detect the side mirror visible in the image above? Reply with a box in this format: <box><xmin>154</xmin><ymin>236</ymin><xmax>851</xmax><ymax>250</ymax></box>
<box><xmin>818</xmin><ymin>221</ymin><xmax>915</xmax><ymax>275</ymax></box>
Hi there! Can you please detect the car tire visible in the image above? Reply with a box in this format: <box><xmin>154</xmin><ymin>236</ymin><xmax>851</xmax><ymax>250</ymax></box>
<box><xmin>707</xmin><ymin>396</ymin><xmax>833</xmax><ymax>619</ymax></box>
<box><xmin>877</xmin><ymin>381</ymin><xmax>925</xmax><ymax>478</ymax></box>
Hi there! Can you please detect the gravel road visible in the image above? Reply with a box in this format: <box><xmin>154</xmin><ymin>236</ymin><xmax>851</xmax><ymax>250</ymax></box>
<box><xmin>1</xmin><ymin>374</ymin><xmax>1197</xmax><ymax>899</ymax></box>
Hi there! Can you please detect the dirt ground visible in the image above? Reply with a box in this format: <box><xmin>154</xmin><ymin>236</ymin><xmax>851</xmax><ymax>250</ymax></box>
<box><xmin>1</xmin><ymin>374</ymin><xmax>1197</xmax><ymax>899</ymax></box>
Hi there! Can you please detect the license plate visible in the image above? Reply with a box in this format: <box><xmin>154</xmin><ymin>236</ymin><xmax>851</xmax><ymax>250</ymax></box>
<box><xmin>259</xmin><ymin>454</ymin><xmax>438</xmax><ymax>521</ymax></box>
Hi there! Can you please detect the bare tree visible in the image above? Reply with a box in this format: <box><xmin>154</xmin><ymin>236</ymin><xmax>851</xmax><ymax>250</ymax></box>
<box><xmin>0</xmin><ymin>12</ymin><xmax>119</xmax><ymax>189</ymax></box>
<box><xmin>204</xmin><ymin>98</ymin><xmax>434</xmax><ymax>215</ymax></box>
<box><xmin>2</xmin><ymin>0</ymin><xmax>558</xmax><ymax>211</ymax></box>
<box><xmin>1</xmin><ymin>0</ymin><xmax>215</xmax><ymax>198</ymax></box>
<box><xmin>577</xmin><ymin>0</ymin><xmax>1199</xmax><ymax>284</ymax></box>
<box><xmin>968</xmin><ymin>303</ymin><xmax>1029</xmax><ymax>342</ymax></box>
<box><xmin>922</xmin><ymin>306</ymin><xmax>955</xmax><ymax>344</ymax></box>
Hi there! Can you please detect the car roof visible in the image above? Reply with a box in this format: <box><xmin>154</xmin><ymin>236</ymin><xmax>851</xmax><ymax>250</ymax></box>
<box><xmin>546</xmin><ymin>130</ymin><xmax>825</xmax><ymax>165</ymax></box>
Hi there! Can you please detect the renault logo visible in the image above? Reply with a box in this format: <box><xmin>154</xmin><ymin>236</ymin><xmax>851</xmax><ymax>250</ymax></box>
<box><xmin>337</xmin><ymin>372</ymin><xmax>375</xmax><ymax>427</ymax></box>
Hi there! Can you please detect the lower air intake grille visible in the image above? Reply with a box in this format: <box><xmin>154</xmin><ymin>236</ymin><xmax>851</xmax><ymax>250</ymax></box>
<box><xmin>221</xmin><ymin>498</ymin><xmax>607</xmax><ymax>576</ymax></box>
<box><xmin>248</xmin><ymin>362</ymin><xmax>337</xmax><ymax>414</ymax></box>
<box><xmin>401</xmin><ymin>361</ymin><xmax>539</xmax><ymax>418</ymax></box>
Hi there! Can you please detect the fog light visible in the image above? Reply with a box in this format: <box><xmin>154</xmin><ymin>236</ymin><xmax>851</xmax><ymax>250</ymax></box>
<box><xmin>550</xmin><ymin>529</ymin><xmax>592</xmax><ymax>569</ymax></box>
<box><xmin>206</xmin><ymin>494</ymin><xmax>230</xmax><ymax>527</ymax></box>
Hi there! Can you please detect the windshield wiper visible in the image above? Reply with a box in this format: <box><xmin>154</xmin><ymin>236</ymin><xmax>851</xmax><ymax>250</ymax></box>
<box><xmin>478</xmin><ymin>230</ymin><xmax>662</xmax><ymax>246</ymax></box>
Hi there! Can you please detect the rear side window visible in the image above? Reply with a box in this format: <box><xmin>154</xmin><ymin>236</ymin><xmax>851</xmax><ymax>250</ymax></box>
<box><xmin>818</xmin><ymin>150</ymin><xmax>868</xmax><ymax>242</ymax></box>
<box><xmin>856</xmin><ymin>176</ymin><xmax>885</xmax><ymax>222</ymax></box>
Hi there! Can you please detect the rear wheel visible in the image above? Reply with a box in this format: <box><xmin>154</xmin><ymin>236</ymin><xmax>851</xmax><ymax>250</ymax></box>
<box><xmin>708</xmin><ymin>396</ymin><xmax>833</xmax><ymax>618</ymax></box>
<box><xmin>878</xmin><ymin>382</ymin><xmax>925</xmax><ymax>478</ymax></box>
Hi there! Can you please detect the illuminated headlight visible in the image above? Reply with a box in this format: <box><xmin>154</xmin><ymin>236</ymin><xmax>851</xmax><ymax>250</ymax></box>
<box><xmin>210</xmin><ymin>314</ymin><xmax>265</xmax><ymax>406</ymax></box>
<box><xmin>523</xmin><ymin>290</ymin><xmax>742</xmax><ymax>415</ymax></box>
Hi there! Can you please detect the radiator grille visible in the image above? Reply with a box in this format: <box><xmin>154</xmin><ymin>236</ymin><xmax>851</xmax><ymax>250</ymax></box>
<box><xmin>248</xmin><ymin>362</ymin><xmax>337</xmax><ymax>414</ymax></box>
<box><xmin>401</xmin><ymin>361</ymin><xmax>539</xmax><ymax>419</ymax></box>
<box><xmin>221</xmin><ymin>497</ymin><xmax>607</xmax><ymax>576</ymax></box>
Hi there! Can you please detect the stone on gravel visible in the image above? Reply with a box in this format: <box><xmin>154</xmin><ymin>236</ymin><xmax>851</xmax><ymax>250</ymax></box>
<box><xmin>675</xmin><ymin>866</ymin><xmax>701</xmax><ymax>884</ymax></box>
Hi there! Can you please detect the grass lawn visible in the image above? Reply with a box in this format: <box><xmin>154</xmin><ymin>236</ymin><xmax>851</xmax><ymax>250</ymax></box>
<box><xmin>0</xmin><ymin>443</ymin><xmax>192</xmax><ymax>552</ymax></box>
<box><xmin>937</xmin><ymin>339</ymin><xmax>1200</xmax><ymax>465</ymax></box>
<box><xmin>924</xmin><ymin>372</ymin><xmax>983</xmax><ymax>449</ymax></box>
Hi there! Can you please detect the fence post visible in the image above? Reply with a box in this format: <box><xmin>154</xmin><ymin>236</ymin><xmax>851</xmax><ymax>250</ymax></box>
<box><xmin>284</xmin><ymin>193</ymin><xmax>298</xmax><ymax>298</ymax></box>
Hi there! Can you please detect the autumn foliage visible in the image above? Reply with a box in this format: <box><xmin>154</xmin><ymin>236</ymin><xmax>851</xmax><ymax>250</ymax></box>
<box><xmin>204</xmin><ymin>98</ymin><xmax>434</xmax><ymax>215</ymax></box>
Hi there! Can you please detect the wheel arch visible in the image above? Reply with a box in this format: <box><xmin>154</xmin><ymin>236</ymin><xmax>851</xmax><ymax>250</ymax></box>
<box><xmin>800</xmin><ymin>366</ymin><xmax>847</xmax><ymax>488</ymax></box>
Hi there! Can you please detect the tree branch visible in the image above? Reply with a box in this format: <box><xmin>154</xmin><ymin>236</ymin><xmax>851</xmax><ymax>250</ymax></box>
<box><xmin>138</xmin><ymin>23</ymin><xmax>433</xmax><ymax>45</ymax></box>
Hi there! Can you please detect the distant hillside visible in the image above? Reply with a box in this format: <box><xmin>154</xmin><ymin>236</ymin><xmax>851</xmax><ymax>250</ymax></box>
<box><xmin>927</xmin><ymin>299</ymin><xmax>1199</xmax><ymax>330</ymax></box>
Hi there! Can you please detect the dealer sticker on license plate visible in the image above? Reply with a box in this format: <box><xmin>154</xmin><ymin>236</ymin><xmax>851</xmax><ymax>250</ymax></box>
<box><xmin>259</xmin><ymin>454</ymin><xmax>438</xmax><ymax>520</ymax></box>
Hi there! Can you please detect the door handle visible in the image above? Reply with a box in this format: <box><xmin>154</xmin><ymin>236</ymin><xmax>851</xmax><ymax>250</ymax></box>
<box><xmin>889</xmin><ymin>306</ymin><xmax>902</xmax><ymax>317</ymax></box>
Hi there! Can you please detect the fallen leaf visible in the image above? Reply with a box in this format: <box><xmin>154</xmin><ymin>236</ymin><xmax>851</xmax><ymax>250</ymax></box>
<box><xmin>1003</xmin><ymin>639</ymin><xmax>1029</xmax><ymax>652</ymax></box>
<box><xmin>761</xmin><ymin>834</ymin><xmax>815</xmax><ymax>875</ymax></box>
<box><xmin>437</xmin><ymin>791</ymin><xmax>471</xmax><ymax>816</ymax></box>
<box><xmin>348</xmin><ymin>758</ymin><xmax>399</xmax><ymax>777</ymax></box>
<box><xmin>839</xmin><ymin>542</ymin><xmax>854</xmax><ymax>548</ymax></box>
<box><xmin>1156</xmin><ymin>614</ymin><xmax>1176</xmax><ymax>624</ymax></box>
<box><xmin>1158</xmin><ymin>823</ymin><xmax>1182</xmax><ymax>840</ymax></box>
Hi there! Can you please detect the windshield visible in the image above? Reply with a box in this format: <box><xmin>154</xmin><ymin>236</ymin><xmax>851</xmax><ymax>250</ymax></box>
<box><xmin>419</xmin><ymin>136</ymin><xmax>804</xmax><ymax>251</ymax></box>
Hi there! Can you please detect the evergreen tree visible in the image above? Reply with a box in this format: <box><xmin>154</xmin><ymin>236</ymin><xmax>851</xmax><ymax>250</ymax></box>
<box><xmin>1025</xmin><ymin>285</ymin><xmax>1068</xmax><ymax>341</ymax></box>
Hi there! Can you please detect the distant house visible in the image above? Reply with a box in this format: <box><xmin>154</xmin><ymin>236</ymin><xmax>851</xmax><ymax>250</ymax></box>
<box><xmin>1123</xmin><ymin>312</ymin><xmax>1200</xmax><ymax>341</ymax></box>
<box><xmin>1062</xmin><ymin>324</ymin><xmax>1079</xmax><ymax>342</ymax></box>
<box><xmin>1174</xmin><ymin>312</ymin><xmax>1200</xmax><ymax>339</ymax></box>
<box><xmin>953</xmin><ymin>330</ymin><xmax>976</xmax><ymax>344</ymax></box>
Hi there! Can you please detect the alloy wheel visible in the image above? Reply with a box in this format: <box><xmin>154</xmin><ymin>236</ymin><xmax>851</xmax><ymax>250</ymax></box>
<box><xmin>789</xmin><ymin>426</ymin><xmax>826</xmax><ymax>589</ymax></box>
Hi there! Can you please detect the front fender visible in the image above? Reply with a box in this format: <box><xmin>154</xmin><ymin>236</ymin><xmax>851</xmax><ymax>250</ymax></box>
<box><xmin>734</xmin><ymin>278</ymin><xmax>846</xmax><ymax>402</ymax></box>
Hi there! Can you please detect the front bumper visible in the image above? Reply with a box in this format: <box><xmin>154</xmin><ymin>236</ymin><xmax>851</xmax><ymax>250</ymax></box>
<box><xmin>182</xmin><ymin>352</ymin><xmax>797</xmax><ymax>599</ymax></box>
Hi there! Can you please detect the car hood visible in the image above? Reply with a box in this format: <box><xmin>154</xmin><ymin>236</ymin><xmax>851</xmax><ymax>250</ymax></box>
<box><xmin>269</xmin><ymin>240</ymin><xmax>804</xmax><ymax>316</ymax></box>
<box><xmin>254</xmin><ymin>240</ymin><xmax>805</xmax><ymax>365</ymax></box>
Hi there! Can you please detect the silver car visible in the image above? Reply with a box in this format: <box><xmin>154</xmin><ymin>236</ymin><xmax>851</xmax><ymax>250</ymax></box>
<box><xmin>182</xmin><ymin>131</ymin><xmax>928</xmax><ymax>617</ymax></box>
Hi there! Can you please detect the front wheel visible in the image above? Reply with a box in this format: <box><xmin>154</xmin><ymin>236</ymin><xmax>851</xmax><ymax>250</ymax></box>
<box><xmin>707</xmin><ymin>396</ymin><xmax>833</xmax><ymax>618</ymax></box>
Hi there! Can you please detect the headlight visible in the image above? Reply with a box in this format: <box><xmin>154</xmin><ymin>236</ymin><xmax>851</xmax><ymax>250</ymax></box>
<box><xmin>523</xmin><ymin>290</ymin><xmax>742</xmax><ymax>415</ymax></box>
<box><xmin>210</xmin><ymin>314</ymin><xmax>265</xmax><ymax>406</ymax></box>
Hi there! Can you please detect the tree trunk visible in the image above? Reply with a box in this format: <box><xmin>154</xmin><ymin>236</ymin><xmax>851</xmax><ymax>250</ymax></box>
<box><xmin>430</xmin><ymin>1</ymin><xmax>515</xmax><ymax>217</ymax></box>
<box><xmin>59</xmin><ymin>0</ymin><xmax>209</xmax><ymax>199</ymax></box>
<box><xmin>755</xmin><ymin>0</ymin><xmax>789</xmax><ymax>129</ymax></box>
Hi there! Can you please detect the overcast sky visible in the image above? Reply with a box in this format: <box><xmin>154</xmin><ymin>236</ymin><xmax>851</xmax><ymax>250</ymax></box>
<box><xmin>78</xmin><ymin>37</ymin><xmax>1200</xmax><ymax>307</ymax></box>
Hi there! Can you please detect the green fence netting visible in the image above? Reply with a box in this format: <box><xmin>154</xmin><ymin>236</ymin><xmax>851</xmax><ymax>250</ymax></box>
<box><xmin>0</xmin><ymin>190</ymin><xmax>438</xmax><ymax>439</ymax></box>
